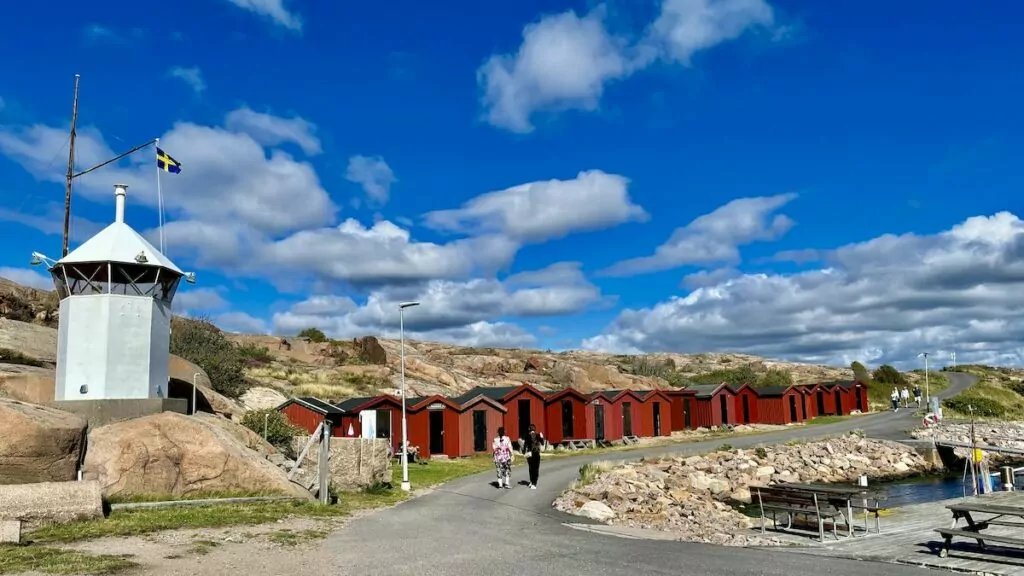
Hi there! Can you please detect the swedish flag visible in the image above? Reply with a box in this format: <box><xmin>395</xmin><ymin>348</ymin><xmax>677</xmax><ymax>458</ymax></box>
<box><xmin>156</xmin><ymin>147</ymin><xmax>182</xmax><ymax>174</ymax></box>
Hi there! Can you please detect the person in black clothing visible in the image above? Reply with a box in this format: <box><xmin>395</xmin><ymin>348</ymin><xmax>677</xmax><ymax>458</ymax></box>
<box><xmin>522</xmin><ymin>424</ymin><xmax>544</xmax><ymax>489</ymax></box>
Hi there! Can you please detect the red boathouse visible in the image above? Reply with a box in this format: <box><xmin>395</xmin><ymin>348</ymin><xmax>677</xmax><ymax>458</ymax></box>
<box><xmin>635</xmin><ymin>390</ymin><xmax>673</xmax><ymax>437</ymax></box>
<box><xmin>458</xmin><ymin>384</ymin><xmax>547</xmax><ymax>441</ymax></box>
<box><xmin>277</xmin><ymin>397</ymin><xmax>346</xmax><ymax>436</ymax></box>
<box><xmin>732</xmin><ymin>384</ymin><xmax>761</xmax><ymax>425</ymax></box>
<box><xmin>449</xmin><ymin>392</ymin><xmax>508</xmax><ymax>457</ymax></box>
<box><xmin>666</xmin><ymin>388</ymin><xmax>698</xmax><ymax>431</ymax></box>
<box><xmin>690</xmin><ymin>383</ymin><xmax>737</xmax><ymax>427</ymax></box>
<box><xmin>755</xmin><ymin>386</ymin><xmax>806</xmax><ymax>424</ymax></box>
<box><xmin>585</xmin><ymin>389</ymin><xmax>644</xmax><ymax>441</ymax></box>
<box><xmin>544</xmin><ymin>388</ymin><xmax>590</xmax><ymax>443</ymax></box>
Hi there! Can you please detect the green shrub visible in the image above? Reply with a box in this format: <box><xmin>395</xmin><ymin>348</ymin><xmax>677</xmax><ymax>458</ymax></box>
<box><xmin>298</xmin><ymin>327</ymin><xmax>328</xmax><ymax>343</ymax></box>
<box><xmin>758</xmin><ymin>368</ymin><xmax>793</xmax><ymax>387</ymax></box>
<box><xmin>236</xmin><ymin>344</ymin><xmax>274</xmax><ymax>365</ymax></box>
<box><xmin>170</xmin><ymin>317</ymin><xmax>250</xmax><ymax>398</ymax></box>
<box><xmin>942</xmin><ymin>395</ymin><xmax>1006</xmax><ymax>418</ymax></box>
<box><xmin>754</xmin><ymin>446</ymin><xmax>768</xmax><ymax>459</ymax></box>
<box><xmin>851</xmin><ymin>361</ymin><xmax>871</xmax><ymax>382</ymax></box>
<box><xmin>241</xmin><ymin>408</ymin><xmax>303</xmax><ymax>454</ymax></box>
<box><xmin>872</xmin><ymin>364</ymin><xmax>907</xmax><ymax>386</ymax></box>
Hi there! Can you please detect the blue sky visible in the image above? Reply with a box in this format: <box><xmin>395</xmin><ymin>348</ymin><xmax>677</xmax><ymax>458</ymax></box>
<box><xmin>1</xmin><ymin>0</ymin><xmax>1022</xmax><ymax>368</ymax></box>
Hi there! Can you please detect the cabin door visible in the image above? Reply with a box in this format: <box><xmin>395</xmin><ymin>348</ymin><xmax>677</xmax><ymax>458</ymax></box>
<box><xmin>594</xmin><ymin>405</ymin><xmax>605</xmax><ymax>440</ymax></box>
<box><xmin>561</xmin><ymin>400</ymin><xmax>574</xmax><ymax>439</ymax></box>
<box><xmin>741</xmin><ymin>396</ymin><xmax>751</xmax><ymax>424</ymax></box>
<box><xmin>622</xmin><ymin>402</ymin><xmax>633</xmax><ymax>436</ymax></box>
<box><xmin>472</xmin><ymin>410</ymin><xmax>487</xmax><ymax>452</ymax></box>
<box><xmin>788</xmin><ymin>395</ymin><xmax>798</xmax><ymax>422</ymax></box>
<box><xmin>517</xmin><ymin>399</ymin><xmax>532</xmax><ymax>440</ymax></box>
<box><xmin>429</xmin><ymin>410</ymin><xmax>445</xmax><ymax>455</ymax></box>
<box><xmin>653</xmin><ymin>403</ymin><xmax>662</xmax><ymax>436</ymax></box>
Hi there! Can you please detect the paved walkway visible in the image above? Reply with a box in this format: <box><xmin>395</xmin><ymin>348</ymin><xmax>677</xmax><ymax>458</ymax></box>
<box><xmin>324</xmin><ymin>373</ymin><xmax>976</xmax><ymax>575</ymax></box>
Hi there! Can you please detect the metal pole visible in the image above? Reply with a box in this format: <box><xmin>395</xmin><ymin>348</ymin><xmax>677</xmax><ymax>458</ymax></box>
<box><xmin>969</xmin><ymin>406</ymin><xmax>979</xmax><ymax>496</ymax></box>
<box><xmin>400</xmin><ymin>307</ymin><xmax>410</xmax><ymax>492</ymax></box>
<box><xmin>263</xmin><ymin>413</ymin><xmax>269</xmax><ymax>440</ymax></box>
<box><xmin>62</xmin><ymin>74</ymin><xmax>81</xmax><ymax>257</ymax></box>
<box><xmin>191</xmin><ymin>372</ymin><xmax>200</xmax><ymax>415</ymax></box>
<box><xmin>924</xmin><ymin>353</ymin><xmax>930</xmax><ymax>404</ymax></box>
<box><xmin>318</xmin><ymin>422</ymin><xmax>331</xmax><ymax>504</ymax></box>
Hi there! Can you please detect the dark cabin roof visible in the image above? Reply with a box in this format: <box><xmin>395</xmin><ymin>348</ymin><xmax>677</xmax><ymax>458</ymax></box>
<box><xmin>688</xmin><ymin>384</ymin><xmax>728</xmax><ymax>398</ymax></box>
<box><xmin>596</xmin><ymin>389</ymin><xmax>631</xmax><ymax>401</ymax></box>
<box><xmin>819</xmin><ymin>380</ymin><xmax>855</xmax><ymax>389</ymax></box>
<box><xmin>459</xmin><ymin>385</ymin><xmax>540</xmax><ymax>402</ymax></box>
<box><xmin>335</xmin><ymin>396</ymin><xmax>377</xmax><ymax>411</ymax></box>
<box><xmin>449</xmin><ymin>392</ymin><xmax>507</xmax><ymax>410</ymax></box>
<box><xmin>755</xmin><ymin>386</ymin><xmax>792</xmax><ymax>398</ymax></box>
<box><xmin>290</xmin><ymin>397</ymin><xmax>345</xmax><ymax>415</ymax></box>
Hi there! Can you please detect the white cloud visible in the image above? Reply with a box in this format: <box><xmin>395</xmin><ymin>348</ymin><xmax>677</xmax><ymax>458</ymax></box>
<box><xmin>213</xmin><ymin>311</ymin><xmax>270</xmax><ymax>334</ymax></box>
<box><xmin>168</xmin><ymin>66</ymin><xmax>206</xmax><ymax>94</ymax></box>
<box><xmin>681</xmin><ymin>267</ymin><xmax>739</xmax><ymax>288</ymax></box>
<box><xmin>584</xmin><ymin>211</ymin><xmax>1024</xmax><ymax>368</ymax></box>
<box><xmin>260</xmin><ymin>219</ymin><xmax>520</xmax><ymax>287</ymax></box>
<box><xmin>173</xmin><ymin>287</ymin><xmax>229</xmax><ymax>313</ymax></box>
<box><xmin>224</xmin><ymin>106</ymin><xmax>321</xmax><ymax>155</ymax></box>
<box><xmin>600</xmin><ymin>192</ymin><xmax>795</xmax><ymax>276</ymax></box>
<box><xmin>479</xmin><ymin>0</ymin><xmax>776</xmax><ymax>132</ymax></box>
<box><xmin>224</xmin><ymin>0</ymin><xmax>302</xmax><ymax>32</ymax></box>
<box><xmin>0</xmin><ymin>267</ymin><xmax>52</xmax><ymax>291</ymax></box>
<box><xmin>270</xmin><ymin>261</ymin><xmax>608</xmax><ymax>346</ymax></box>
<box><xmin>345</xmin><ymin>155</ymin><xmax>396</xmax><ymax>205</ymax></box>
<box><xmin>424</xmin><ymin>170</ymin><xmax>647</xmax><ymax>243</ymax></box>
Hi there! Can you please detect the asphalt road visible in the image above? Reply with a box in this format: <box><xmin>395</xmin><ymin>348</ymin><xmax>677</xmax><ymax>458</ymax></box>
<box><xmin>326</xmin><ymin>373</ymin><xmax>977</xmax><ymax>576</ymax></box>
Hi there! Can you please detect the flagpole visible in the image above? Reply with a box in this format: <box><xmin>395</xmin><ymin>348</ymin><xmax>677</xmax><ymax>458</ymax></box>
<box><xmin>155</xmin><ymin>138</ymin><xmax>165</xmax><ymax>254</ymax></box>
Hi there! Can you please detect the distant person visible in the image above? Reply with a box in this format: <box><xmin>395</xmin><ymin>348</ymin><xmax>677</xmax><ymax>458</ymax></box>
<box><xmin>901</xmin><ymin>387</ymin><xmax>910</xmax><ymax>407</ymax></box>
<box><xmin>492</xmin><ymin>426</ymin><xmax>514</xmax><ymax>489</ymax></box>
<box><xmin>913</xmin><ymin>385</ymin><xmax>923</xmax><ymax>407</ymax></box>
<box><xmin>522</xmin><ymin>424</ymin><xmax>545</xmax><ymax>489</ymax></box>
<box><xmin>890</xmin><ymin>388</ymin><xmax>900</xmax><ymax>412</ymax></box>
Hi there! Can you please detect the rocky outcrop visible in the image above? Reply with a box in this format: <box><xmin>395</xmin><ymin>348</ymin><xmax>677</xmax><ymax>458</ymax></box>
<box><xmin>167</xmin><ymin>354</ymin><xmax>244</xmax><ymax>420</ymax></box>
<box><xmin>0</xmin><ymin>319</ymin><xmax>57</xmax><ymax>364</ymax></box>
<box><xmin>357</xmin><ymin>336</ymin><xmax>388</xmax><ymax>365</ymax></box>
<box><xmin>239</xmin><ymin>386</ymin><xmax>288</xmax><ymax>412</ymax></box>
<box><xmin>0</xmin><ymin>365</ymin><xmax>55</xmax><ymax>403</ymax></box>
<box><xmin>554</xmin><ymin>435</ymin><xmax>931</xmax><ymax>546</ymax></box>
<box><xmin>0</xmin><ymin>398</ymin><xmax>86</xmax><ymax>485</ymax></box>
<box><xmin>82</xmin><ymin>412</ymin><xmax>311</xmax><ymax>500</ymax></box>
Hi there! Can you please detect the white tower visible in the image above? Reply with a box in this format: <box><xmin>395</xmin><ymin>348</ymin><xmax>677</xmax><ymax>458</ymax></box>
<box><xmin>45</xmin><ymin>184</ymin><xmax>188</xmax><ymax>401</ymax></box>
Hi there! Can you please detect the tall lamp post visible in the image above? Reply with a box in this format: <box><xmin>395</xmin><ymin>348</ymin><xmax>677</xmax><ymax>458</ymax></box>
<box><xmin>398</xmin><ymin>301</ymin><xmax>420</xmax><ymax>492</ymax></box>
<box><xmin>918</xmin><ymin>352</ymin><xmax>930</xmax><ymax>403</ymax></box>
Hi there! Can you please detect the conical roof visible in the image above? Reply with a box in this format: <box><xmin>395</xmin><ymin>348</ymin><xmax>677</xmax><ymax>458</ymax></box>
<box><xmin>57</xmin><ymin>221</ymin><xmax>183</xmax><ymax>274</ymax></box>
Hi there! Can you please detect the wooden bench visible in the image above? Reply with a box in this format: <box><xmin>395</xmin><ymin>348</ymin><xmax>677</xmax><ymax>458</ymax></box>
<box><xmin>936</xmin><ymin>501</ymin><xmax>1024</xmax><ymax>558</ymax></box>
<box><xmin>755</xmin><ymin>485</ymin><xmax>842</xmax><ymax>542</ymax></box>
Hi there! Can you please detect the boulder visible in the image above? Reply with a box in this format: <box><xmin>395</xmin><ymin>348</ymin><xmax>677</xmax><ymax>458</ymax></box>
<box><xmin>0</xmin><ymin>365</ymin><xmax>55</xmax><ymax>403</ymax></box>
<box><xmin>357</xmin><ymin>336</ymin><xmax>388</xmax><ymax>365</ymax></box>
<box><xmin>578</xmin><ymin>500</ymin><xmax>615</xmax><ymax>522</ymax></box>
<box><xmin>0</xmin><ymin>398</ymin><xmax>86</xmax><ymax>484</ymax></box>
<box><xmin>0</xmin><ymin>319</ymin><xmax>57</xmax><ymax>364</ymax></box>
<box><xmin>239</xmin><ymin>386</ymin><xmax>288</xmax><ymax>412</ymax></box>
<box><xmin>82</xmin><ymin>412</ymin><xmax>311</xmax><ymax>499</ymax></box>
<box><xmin>167</xmin><ymin>354</ymin><xmax>244</xmax><ymax>419</ymax></box>
<box><xmin>0</xmin><ymin>480</ymin><xmax>103</xmax><ymax>529</ymax></box>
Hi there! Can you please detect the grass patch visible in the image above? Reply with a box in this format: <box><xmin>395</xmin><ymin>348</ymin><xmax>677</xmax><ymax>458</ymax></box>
<box><xmin>0</xmin><ymin>347</ymin><xmax>45</xmax><ymax>367</ymax></box>
<box><xmin>940</xmin><ymin>365</ymin><xmax>1024</xmax><ymax>420</ymax></box>
<box><xmin>107</xmin><ymin>490</ymin><xmax>282</xmax><ymax>504</ymax></box>
<box><xmin>391</xmin><ymin>456</ymin><xmax>496</xmax><ymax>487</ymax></box>
<box><xmin>0</xmin><ymin>545</ymin><xmax>136</xmax><ymax>575</ymax></box>
<box><xmin>805</xmin><ymin>415</ymin><xmax>850</xmax><ymax>426</ymax></box>
<box><xmin>188</xmin><ymin>539</ymin><xmax>221</xmax><ymax>555</ymax></box>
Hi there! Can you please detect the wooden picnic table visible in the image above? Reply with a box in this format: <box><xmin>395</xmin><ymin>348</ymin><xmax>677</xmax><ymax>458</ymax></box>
<box><xmin>775</xmin><ymin>483</ymin><xmax>885</xmax><ymax>537</ymax></box>
<box><xmin>936</xmin><ymin>500</ymin><xmax>1024</xmax><ymax>558</ymax></box>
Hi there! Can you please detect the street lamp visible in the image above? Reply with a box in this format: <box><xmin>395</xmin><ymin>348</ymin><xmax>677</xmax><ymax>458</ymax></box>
<box><xmin>398</xmin><ymin>301</ymin><xmax>420</xmax><ymax>492</ymax></box>
<box><xmin>29</xmin><ymin>252</ymin><xmax>58</xmax><ymax>268</ymax></box>
<box><xmin>191</xmin><ymin>372</ymin><xmax>201</xmax><ymax>415</ymax></box>
<box><xmin>918</xmin><ymin>352</ymin><xmax>930</xmax><ymax>404</ymax></box>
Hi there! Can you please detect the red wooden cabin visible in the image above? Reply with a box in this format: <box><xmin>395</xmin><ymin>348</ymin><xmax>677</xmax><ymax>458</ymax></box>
<box><xmin>838</xmin><ymin>381</ymin><xmax>869</xmax><ymax>413</ymax></box>
<box><xmin>449</xmin><ymin>393</ymin><xmax>508</xmax><ymax>457</ymax></box>
<box><xmin>755</xmin><ymin>386</ymin><xmax>806</xmax><ymax>424</ymax></box>
<box><xmin>819</xmin><ymin>381</ymin><xmax>850</xmax><ymax>415</ymax></box>
<box><xmin>732</xmin><ymin>384</ymin><xmax>760</xmax><ymax>425</ymax></box>
<box><xmin>635</xmin><ymin>390</ymin><xmax>673</xmax><ymax>437</ymax></box>
<box><xmin>585</xmin><ymin>389</ymin><xmax>645</xmax><ymax>441</ymax></box>
<box><xmin>337</xmin><ymin>396</ymin><xmax>381</xmax><ymax>438</ymax></box>
<box><xmin>544</xmin><ymin>388</ymin><xmax>590</xmax><ymax>443</ymax></box>
<box><xmin>796</xmin><ymin>384</ymin><xmax>825</xmax><ymax>419</ymax></box>
<box><xmin>690</xmin><ymin>384</ymin><xmax>737</xmax><ymax>427</ymax></box>
<box><xmin>666</xmin><ymin>388</ymin><xmax>697</xmax><ymax>431</ymax></box>
<box><xmin>457</xmin><ymin>384</ymin><xmax>547</xmax><ymax>441</ymax></box>
<box><xmin>277</xmin><ymin>397</ymin><xmax>346</xmax><ymax>436</ymax></box>
<box><xmin>337</xmin><ymin>394</ymin><xmax>459</xmax><ymax>458</ymax></box>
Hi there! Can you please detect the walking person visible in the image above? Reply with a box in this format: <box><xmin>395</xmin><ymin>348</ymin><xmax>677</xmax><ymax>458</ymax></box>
<box><xmin>492</xmin><ymin>426</ymin><xmax>514</xmax><ymax>489</ymax></box>
<box><xmin>890</xmin><ymin>388</ymin><xmax>900</xmax><ymax>412</ymax></box>
<box><xmin>900</xmin><ymin>386</ymin><xmax>910</xmax><ymax>408</ymax></box>
<box><xmin>913</xmin><ymin>385</ymin><xmax>923</xmax><ymax>408</ymax></box>
<box><xmin>522</xmin><ymin>424</ymin><xmax>544</xmax><ymax>490</ymax></box>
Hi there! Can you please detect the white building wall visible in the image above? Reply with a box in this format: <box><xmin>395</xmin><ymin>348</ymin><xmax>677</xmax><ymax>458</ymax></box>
<box><xmin>55</xmin><ymin>294</ymin><xmax>171</xmax><ymax>401</ymax></box>
<box><xmin>148</xmin><ymin>300</ymin><xmax>171</xmax><ymax>398</ymax></box>
<box><xmin>57</xmin><ymin>297</ymin><xmax>111</xmax><ymax>400</ymax></box>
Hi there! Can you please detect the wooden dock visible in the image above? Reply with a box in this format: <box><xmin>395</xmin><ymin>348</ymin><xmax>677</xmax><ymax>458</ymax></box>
<box><xmin>752</xmin><ymin>491</ymin><xmax>1024</xmax><ymax>575</ymax></box>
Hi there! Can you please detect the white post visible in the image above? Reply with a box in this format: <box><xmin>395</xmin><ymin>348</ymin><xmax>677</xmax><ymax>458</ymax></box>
<box><xmin>264</xmin><ymin>412</ymin><xmax>269</xmax><ymax>440</ymax></box>
<box><xmin>191</xmin><ymin>372</ymin><xmax>200</xmax><ymax>415</ymax></box>
<box><xmin>924</xmin><ymin>353</ymin><xmax>930</xmax><ymax>404</ymax></box>
<box><xmin>400</xmin><ymin>306</ymin><xmax>410</xmax><ymax>491</ymax></box>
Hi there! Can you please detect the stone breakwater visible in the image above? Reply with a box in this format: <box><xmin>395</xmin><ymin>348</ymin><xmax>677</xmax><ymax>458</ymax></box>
<box><xmin>911</xmin><ymin>422</ymin><xmax>1024</xmax><ymax>462</ymax></box>
<box><xmin>554</xmin><ymin>435</ymin><xmax>932</xmax><ymax>547</ymax></box>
